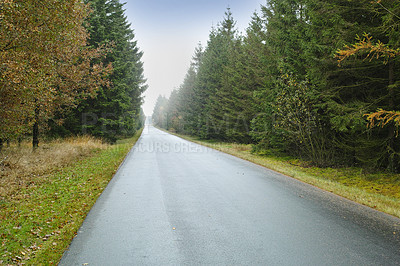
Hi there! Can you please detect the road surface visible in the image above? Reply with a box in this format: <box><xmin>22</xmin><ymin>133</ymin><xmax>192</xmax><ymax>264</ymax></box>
<box><xmin>60</xmin><ymin>125</ymin><xmax>400</xmax><ymax>265</ymax></box>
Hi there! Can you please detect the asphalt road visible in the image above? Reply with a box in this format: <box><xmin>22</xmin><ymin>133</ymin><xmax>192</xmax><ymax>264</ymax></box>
<box><xmin>60</xmin><ymin>124</ymin><xmax>400</xmax><ymax>265</ymax></box>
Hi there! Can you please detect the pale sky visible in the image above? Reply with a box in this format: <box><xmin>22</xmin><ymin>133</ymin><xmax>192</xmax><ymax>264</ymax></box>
<box><xmin>123</xmin><ymin>0</ymin><xmax>267</xmax><ymax>115</ymax></box>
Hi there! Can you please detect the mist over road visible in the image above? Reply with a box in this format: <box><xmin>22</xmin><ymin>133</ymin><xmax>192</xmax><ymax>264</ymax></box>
<box><xmin>60</xmin><ymin>125</ymin><xmax>400</xmax><ymax>265</ymax></box>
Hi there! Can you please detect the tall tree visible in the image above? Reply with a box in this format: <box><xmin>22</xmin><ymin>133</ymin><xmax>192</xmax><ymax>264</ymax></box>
<box><xmin>335</xmin><ymin>0</ymin><xmax>400</xmax><ymax>170</ymax></box>
<box><xmin>252</xmin><ymin>0</ymin><xmax>332</xmax><ymax>162</ymax></box>
<box><xmin>249</xmin><ymin>0</ymin><xmax>381</xmax><ymax>165</ymax></box>
<box><xmin>152</xmin><ymin>95</ymin><xmax>168</xmax><ymax>128</ymax></box>
<box><xmin>155</xmin><ymin>1</ymin><xmax>400</xmax><ymax>171</ymax></box>
<box><xmin>194</xmin><ymin>9</ymin><xmax>238</xmax><ymax>139</ymax></box>
<box><xmin>0</xmin><ymin>0</ymin><xmax>111</xmax><ymax>148</ymax></box>
<box><xmin>177</xmin><ymin>44</ymin><xmax>204</xmax><ymax>135</ymax></box>
<box><xmin>246</xmin><ymin>12</ymin><xmax>282</xmax><ymax>150</ymax></box>
<box><xmin>59</xmin><ymin>0</ymin><xmax>147</xmax><ymax>143</ymax></box>
<box><xmin>220</xmin><ymin>13</ymin><xmax>272</xmax><ymax>143</ymax></box>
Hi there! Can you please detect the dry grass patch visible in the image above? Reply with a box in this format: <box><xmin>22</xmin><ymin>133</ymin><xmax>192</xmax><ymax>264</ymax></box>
<box><xmin>0</xmin><ymin>136</ymin><xmax>108</xmax><ymax>199</ymax></box>
<box><xmin>0</xmin><ymin>131</ymin><xmax>142</xmax><ymax>264</ymax></box>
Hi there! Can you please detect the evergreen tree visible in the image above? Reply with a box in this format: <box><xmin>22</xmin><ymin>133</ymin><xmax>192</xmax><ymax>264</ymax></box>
<box><xmin>253</xmin><ymin>0</ymin><xmax>332</xmax><ymax>162</ymax></box>
<box><xmin>176</xmin><ymin>65</ymin><xmax>199</xmax><ymax>134</ymax></box>
<box><xmin>152</xmin><ymin>95</ymin><xmax>168</xmax><ymax>128</ymax></box>
<box><xmin>195</xmin><ymin>9</ymin><xmax>238</xmax><ymax>139</ymax></box>
<box><xmin>154</xmin><ymin>1</ymin><xmax>400</xmax><ymax>171</ymax></box>
<box><xmin>334</xmin><ymin>0</ymin><xmax>400</xmax><ymax>170</ymax></box>
<box><xmin>167</xmin><ymin>89</ymin><xmax>183</xmax><ymax>132</ymax></box>
<box><xmin>177</xmin><ymin>44</ymin><xmax>204</xmax><ymax>135</ymax></box>
<box><xmin>247</xmin><ymin>12</ymin><xmax>283</xmax><ymax>150</ymax></box>
<box><xmin>221</xmin><ymin>13</ymin><xmax>271</xmax><ymax>143</ymax></box>
<box><xmin>58</xmin><ymin>0</ymin><xmax>146</xmax><ymax>143</ymax></box>
<box><xmin>250</xmin><ymin>0</ymin><xmax>380</xmax><ymax>165</ymax></box>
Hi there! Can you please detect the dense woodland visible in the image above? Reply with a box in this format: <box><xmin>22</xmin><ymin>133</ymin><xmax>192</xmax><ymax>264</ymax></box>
<box><xmin>0</xmin><ymin>0</ymin><xmax>146</xmax><ymax>147</ymax></box>
<box><xmin>153</xmin><ymin>0</ymin><xmax>400</xmax><ymax>171</ymax></box>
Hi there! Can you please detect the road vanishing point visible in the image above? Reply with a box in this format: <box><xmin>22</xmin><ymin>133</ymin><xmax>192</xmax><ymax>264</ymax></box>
<box><xmin>60</xmin><ymin>124</ymin><xmax>400</xmax><ymax>265</ymax></box>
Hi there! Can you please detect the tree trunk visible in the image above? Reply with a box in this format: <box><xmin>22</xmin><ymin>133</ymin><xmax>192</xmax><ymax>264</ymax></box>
<box><xmin>32</xmin><ymin>105</ymin><xmax>40</xmax><ymax>149</ymax></box>
<box><xmin>389</xmin><ymin>59</ymin><xmax>394</xmax><ymax>109</ymax></box>
<box><xmin>388</xmin><ymin>59</ymin><xmax>396</xmax><ymax>171</ymax></box>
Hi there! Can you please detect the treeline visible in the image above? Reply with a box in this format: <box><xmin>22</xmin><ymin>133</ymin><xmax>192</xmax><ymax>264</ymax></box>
<box><xmin>0</xmin><ymin>0</ymin><xmax>146</xmax><ymax>148</ymax></box>
<box><xmin>153</xmin><ymin>1</ymin><xmax>400</xmax><ymax>171</ymax></box>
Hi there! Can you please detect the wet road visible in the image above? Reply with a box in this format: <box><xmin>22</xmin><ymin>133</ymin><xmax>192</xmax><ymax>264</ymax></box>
<box><xmin>60</xmin><ymin>125</ymin><xmax>400</xmax><ymax>265</ymax></box>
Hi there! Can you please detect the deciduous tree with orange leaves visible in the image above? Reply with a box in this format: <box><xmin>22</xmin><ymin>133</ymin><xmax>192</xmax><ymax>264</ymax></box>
<box><xmin>0</xmin><ymin>0</ymin><xmax>112</xmax><ymax>149</ymax></box>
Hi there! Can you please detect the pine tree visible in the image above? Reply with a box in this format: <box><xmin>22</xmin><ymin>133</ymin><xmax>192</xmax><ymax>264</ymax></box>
<box><xmin>334</xmin><ymin>0</ymin><xmax>400</xmax><ymax>170</ymax></box>
<box><xmin>220</xmin><ymin>13</ymin><xmax>272</xmax><ymax>143</ymax></box>
<box><xmin>59</xmin><ymin>0</ymin><xmax>146</xmax><ymax>143</ymax></box>
<box><xmin>154</xmin><ymin>1</ymin><xmax>400</xmax><ymax>170</ymax></box>
<box><xmin>152</xmin><ymin>95</ymin><xmax>168</xmax><ymax>128</ymax></box>
<box><xmin>195</xmin><ymin>9</ymin><xmax>238</xmax><ymax>139</ymax></box>
<box><xmin>251</xmin><ymin>0</ymin><xmax>321</xmax><ymax>158</ymax></box>
<box><xmin>176</xmin><ymin>44</ymin><xmax>204</xmax><ymax>135</ymax></box>
<box><xmin>176</xmin><ymin>65</ymin><xmax>199</xmax><ymax>134</ymax></box>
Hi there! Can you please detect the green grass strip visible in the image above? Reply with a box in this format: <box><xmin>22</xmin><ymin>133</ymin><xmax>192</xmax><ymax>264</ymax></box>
<box><xmin>0</xmin><ymin>129</ymin><xmax>142</xmax><ymax>265</ymax></box>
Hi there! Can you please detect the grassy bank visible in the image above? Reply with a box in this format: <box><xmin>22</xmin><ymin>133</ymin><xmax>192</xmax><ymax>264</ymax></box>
<box><xmin>171</xmin><ymin>132</ymin><xmax>400</xmax><ymax>219</ymax></box>
<box><xmin>0</xmin><ymin>130</ymin><xmax>142</xmax><ymax>264</ymax></box>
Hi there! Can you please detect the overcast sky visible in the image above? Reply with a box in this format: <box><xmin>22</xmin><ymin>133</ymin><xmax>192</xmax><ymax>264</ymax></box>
<box><xmin>123</xmin><ymin>0</ymin><xmax>266</xmax><ymax>115</ymax></box>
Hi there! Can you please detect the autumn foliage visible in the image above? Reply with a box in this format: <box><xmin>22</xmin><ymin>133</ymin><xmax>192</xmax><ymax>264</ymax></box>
<box><xmin>337</xmin><ymin>34</ymin><xmax>400</xmax><ymax>64</ymax></box>
<box><xmin>0</xmin><ymin>0</ymin><xmax>112</xmax><ymax>144</ymax></box>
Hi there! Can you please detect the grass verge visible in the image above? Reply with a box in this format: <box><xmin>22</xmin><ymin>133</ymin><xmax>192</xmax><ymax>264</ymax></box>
<box><xmin>0</xmin><ymin>130</ymin><xmax>142</xmax><ymax>265</ymax></box>
<box><xmin>171</xmin><ymin>132</ymin><xmax>400</xmax><ymax>219</ymax></box>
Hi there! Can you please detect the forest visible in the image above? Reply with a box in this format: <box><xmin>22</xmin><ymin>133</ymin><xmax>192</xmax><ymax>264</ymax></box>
<box><xmin>0</xmin><ymin>0</ymin><xmax>146</xmax><ymax>147</ymax></box>
<box><xmin>152</xmin><ymin>0</ymin><xmax>400</xmax><ymax>172</ymax></box>
<box><xmin>0</xmin><ymin>1</ymin><xmax>147</xmax><ymax>263</ymax></box>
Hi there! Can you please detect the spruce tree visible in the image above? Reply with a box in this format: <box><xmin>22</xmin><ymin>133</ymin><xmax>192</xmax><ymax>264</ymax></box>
<box><xmin>152</xmin><ymin>95</ymin><xmax>168</xmax><ymax>128</ymax></box>
<box><xmin>332</xmin><ymin>0</ymin><xmax>400</xmax><ymax>170</ymax></box>
<box><xmin>154</xmin><ymin>1</ymin><xmax>400</xmax><ymax>170</ymax></box>
<box><xmin>176</xmin><ymin>44</ymin><xmax>204</xmax><ymax>135</ymax></box>
<box><xmin>61</xmin><ymin>0</ymin><xmax>146</xmax><ymax>142</ymax></box>
<box><xmin>195</xmin><ymin>9</ymin><xmax>238</xmax><ymax>139</ymax></box>
<box><xmin>176</xmin><ymin>65</ymin><xmax>199</xmax><ymax>134</ymax></box>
